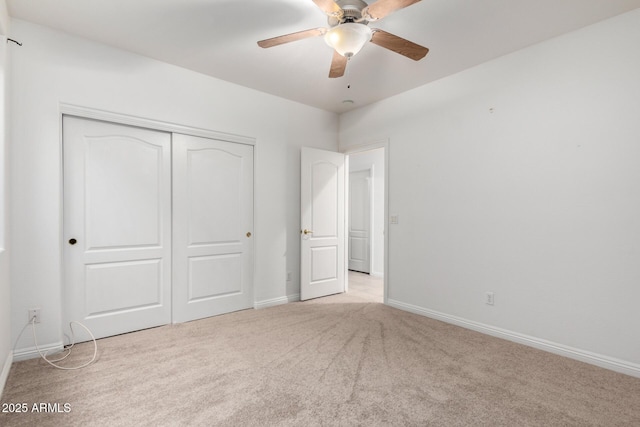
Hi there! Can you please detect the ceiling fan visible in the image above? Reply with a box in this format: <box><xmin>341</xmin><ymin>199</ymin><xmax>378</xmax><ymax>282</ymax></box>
<box><xmin>257</xmin><ymin>0</ymin><xmax>429</xmax><ymax>78</ymax></box>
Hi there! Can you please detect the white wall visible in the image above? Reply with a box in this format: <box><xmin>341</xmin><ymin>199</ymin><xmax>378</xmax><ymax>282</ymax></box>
<box><xmin>340</xmin><ymin>9</ymin><xmax>640</xmax><ymax>375</ymax></box>
<box><xmin>9</xmin><ymin>19</ymin><xmax>338</xmax><ymax>355</ymax></box>
<box><xmin>0</xmin><ymin>0</ymin><xmax>11</xmax><ymax>396</ymax></box>
<box><xmin>349</xmin><ymin>149</ymin><xmax>385</xmax><ymax>277</ymax></box>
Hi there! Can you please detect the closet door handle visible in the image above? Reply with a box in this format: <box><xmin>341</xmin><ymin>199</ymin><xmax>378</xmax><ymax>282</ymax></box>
<box><xmin>246</xmin><ymin>232</ymin><xmax>252</xmax><ymax>238</ymax></box>
<box><xmin>69</xmin><ymin>238</ymin><xmax>77</xmax><ymax>245</ymax></box>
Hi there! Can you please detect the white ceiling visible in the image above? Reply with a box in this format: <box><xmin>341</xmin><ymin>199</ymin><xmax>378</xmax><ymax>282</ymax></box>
<box><xmin>7</xmin><ymin>0</ymin><xmax>640</xmax><ymax>113</ymax></box>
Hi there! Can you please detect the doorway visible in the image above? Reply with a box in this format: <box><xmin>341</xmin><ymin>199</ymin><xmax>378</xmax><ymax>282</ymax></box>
<box><xmin>346</xmin><ymin>146</ymin><xmax>386</xmax><ymax>301</ymax></box>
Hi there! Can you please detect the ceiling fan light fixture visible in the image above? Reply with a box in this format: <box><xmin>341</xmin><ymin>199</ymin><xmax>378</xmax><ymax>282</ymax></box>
<box><xmin>324</xmin><ymin>22</ymin><xmax>372</xmax><ymax>58</ymax></box>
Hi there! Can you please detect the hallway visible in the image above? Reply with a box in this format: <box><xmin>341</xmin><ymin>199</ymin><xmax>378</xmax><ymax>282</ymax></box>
<box><xmin>347</xmin><ymin>270</ymin><xmax>383</xmax><ymax>303</ymax></box>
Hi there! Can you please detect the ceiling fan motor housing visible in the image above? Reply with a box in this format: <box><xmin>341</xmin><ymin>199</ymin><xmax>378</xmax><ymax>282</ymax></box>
<box><xmin>328</xmin><ymin>0</ymin><xmax>370</xmax><ymax>26</ymax></box>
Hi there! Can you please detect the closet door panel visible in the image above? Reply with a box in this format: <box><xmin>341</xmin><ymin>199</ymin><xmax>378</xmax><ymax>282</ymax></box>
<box><xmin>172</xmin><ymin>134</ymin><xmax>254</xmax><ymax>323</ymax></box>
<box><xmin>63</xmin><ymin>116</ymin><xmax>172</xmax><ymax>340</ymax></box>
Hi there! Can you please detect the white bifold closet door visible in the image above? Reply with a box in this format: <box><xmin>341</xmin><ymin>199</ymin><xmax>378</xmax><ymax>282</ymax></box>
<box><xmin>63</xmin><ymin>117</ymin><xmax>253</xmax><ymax>339</ymax></box>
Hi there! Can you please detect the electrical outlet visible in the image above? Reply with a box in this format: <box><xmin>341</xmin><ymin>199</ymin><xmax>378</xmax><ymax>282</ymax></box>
<box><xmin>485</xmin><ymin>292</ymin><xmax>495</xmax><ymax>306</ymax></box>
<box><xmin>287</xmin><ymin>271</ymin><xmax>292</xmax><ymax>282</ymax></box>
<box><xmin>28</xmin><ymin>308</ymin><xmax>41</xmax><ymax>323</ymax></box>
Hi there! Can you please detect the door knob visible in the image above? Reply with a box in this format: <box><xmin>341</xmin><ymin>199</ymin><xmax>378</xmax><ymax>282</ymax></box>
<box><xmin>301</xmin><ymin>229</ymin><xmax>314</xmax><ymax>235</ymax></box>
<box><xmin>69</xmin><ymin>238</ymin><xmax>77</xmax><ymax>245</ymax></box>
<box><xmin>246</xmin><ymin>232</ymin><xmax>252</xmax><ymax>238</ymax></box>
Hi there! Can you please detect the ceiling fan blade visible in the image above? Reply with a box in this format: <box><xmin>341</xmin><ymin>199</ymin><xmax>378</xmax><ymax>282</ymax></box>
<box><xmin>329</xmin><ymin>50</ymin><xmax>347</xmax><ymax>78</ymax></box>
<box><xmin>257</xmin><ymin>28</ymin><xmax>327</xmax><ymax>48</ymax></box>
<box><xmin>312</xmin><ymin>0</ymin><xmax>343</xmax><ymax>17</ymax></box>
<box><xmin>370</xmin><ymin>29</ymin><xmax>428</xmax><ymax>60</ymax></box>
<box><xmin>362</xmin><ymin>0</ymin><xmax>421</xmax><ymax>21</ymax></box>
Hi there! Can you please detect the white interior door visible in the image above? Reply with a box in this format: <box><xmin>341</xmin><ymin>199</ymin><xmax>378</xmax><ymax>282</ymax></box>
<box><xmin>300</xmin><ymin>147</ymin><xmax>345</xmax><ymax>300</ymax></box>
<box><xmin>172</xmin><ymin>134</ymin><xmax>254</xmax><ymax>323</ymax></box>
<box><xmin>63</xmin><ymin>116</ymin><xmax>172</xmax><ymax>339</ymax></box>
<box><xmin>348</xmin><ymin>169</ymin><xmax>371</xmax><ymax>273</ymax></box>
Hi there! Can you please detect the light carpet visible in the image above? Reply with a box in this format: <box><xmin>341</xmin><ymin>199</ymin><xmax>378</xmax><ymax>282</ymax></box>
<box><xmin>1</xmin><ymin>285</ymin><xmax>639</xmax><ymax>426</ymax></box>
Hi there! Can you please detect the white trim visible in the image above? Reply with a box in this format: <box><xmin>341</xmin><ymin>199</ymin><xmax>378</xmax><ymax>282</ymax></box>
<box><xmin>59</xmin><ymin>103</ymin><xmax>256</xmax><ymax>146</ymax></box>
<box><xmin>0</xmin><ymin>350</ymin><xmax>12</xmax><ymax>398</ymax></box>
<box><xmin>0</xmin><ymin>3</ymin><xmax>9</xmax><ymax>37</ymax></box>
<box><xmin>344</xmin><ymin>154</ymin><xmax>350</xmax><ymax>294</ymax></box>
<box><xmin>12</xmin><ymin>341</ymin><xmax>65</xmax><ymax>362</ymax></box>
<box><xmin>254</xmin><ymin>294</ymin><xmax>300</xmax><ymax>310</ymax></box>
<box><xmin>387</xmin><ymin>299</ymin><xmax>640</xmax><ymax>379</ymax></box>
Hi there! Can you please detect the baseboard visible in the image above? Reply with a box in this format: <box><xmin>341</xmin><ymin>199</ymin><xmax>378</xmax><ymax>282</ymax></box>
<box><xmin>287</xmin><ymin>293</ymin><xmax>301</xmax><ymax>302</ymax></box>
<box><xmin>0</xmin><ymin>350</ymin><xmax>13</xmax><ymax>399</ymax></box>
<box><xmin>387</xmin><ymin>299</ymin><xmax>640</xmax><ymax>379</ymax></box>
<box><xmin>254</xmin><ymin>293</ymin><xmax>300</xmax><ymax>310</ymax></box>
<box><xmin>12</xmin><ymin>341</ymin><xmax>64</xmax><ymax>362</ymax></box>
<box><xmin>370</xmin><ymin>271</ymin><xmax>384</xmax><ymax>278</ymax></box>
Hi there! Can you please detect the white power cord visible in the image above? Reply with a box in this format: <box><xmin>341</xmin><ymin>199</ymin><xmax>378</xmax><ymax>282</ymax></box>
<box><xmin>14</xmin><ymin>316</ymin><xmax>98</xmax><ymax>370</ymax></box>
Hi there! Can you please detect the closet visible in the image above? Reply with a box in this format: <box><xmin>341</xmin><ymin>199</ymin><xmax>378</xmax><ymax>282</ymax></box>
<box><xmin>63</xmin><ymin>116</ymin><xmax>253</xmax><ymax>339</ymax></box>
